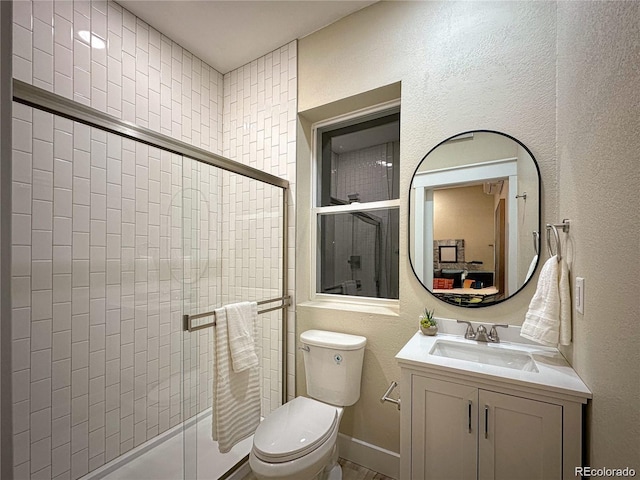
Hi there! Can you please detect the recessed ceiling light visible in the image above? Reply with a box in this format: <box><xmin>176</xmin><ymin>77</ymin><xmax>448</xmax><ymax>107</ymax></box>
<box><xmin>78</xmin><ymin>30</ymin><xmax>106</xmax><ymax>49</ymax></box>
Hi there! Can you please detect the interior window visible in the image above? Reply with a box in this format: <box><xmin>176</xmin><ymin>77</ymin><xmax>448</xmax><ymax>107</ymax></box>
<box><xmin>314</xmin><ymin>109</ymin><xmax>400</xmax><ymax>299</ymax></box>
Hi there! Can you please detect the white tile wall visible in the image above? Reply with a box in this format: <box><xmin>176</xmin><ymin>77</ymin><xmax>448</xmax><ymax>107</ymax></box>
<box><xmin>223</xmin><ymin>42</ymin><xmax>297</xmax><ymax>407</ymax></box>
<box><xmin>11</xmin><ymin>2</ymin><xmax>297</xmax><ymax>479</ymax></box>
<box><xmin>11</xmin><ymin>109</ymin><xmax>223</xmax><ymax>480</ymax></box>
<box><xmin>12</xmin><ymin>0</ymin><xmax>223</xmax><ymax>153</ymax></box>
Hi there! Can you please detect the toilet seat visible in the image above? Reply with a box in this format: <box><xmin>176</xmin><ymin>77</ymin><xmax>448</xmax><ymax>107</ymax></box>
<box><xmin>253</xmin><ymin>397</ymin><xmax>338</xmax><ymax>463</ymax></box>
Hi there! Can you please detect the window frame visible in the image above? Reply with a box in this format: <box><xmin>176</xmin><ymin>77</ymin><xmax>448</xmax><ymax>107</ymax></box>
<box><xmin>310</xmin><ymin>100</ymin><xmax>401</xmax><ymax>306</ymax></box>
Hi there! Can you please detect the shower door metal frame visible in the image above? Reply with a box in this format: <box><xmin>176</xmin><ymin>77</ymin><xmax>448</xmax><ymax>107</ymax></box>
<box><xmin>12</xmin><ymin>78</ymin><xmax>291</xmax><ymax>406</ymax></box>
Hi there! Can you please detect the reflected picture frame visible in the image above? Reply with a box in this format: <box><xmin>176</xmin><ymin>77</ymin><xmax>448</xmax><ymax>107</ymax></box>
<box><xmin>439</xmin><ymin>245</ymin><xmax>458</xmax><ymax>263</ymax></box>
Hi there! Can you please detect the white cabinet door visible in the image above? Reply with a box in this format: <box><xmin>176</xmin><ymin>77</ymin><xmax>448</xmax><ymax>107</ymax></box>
<box><xmin>412</xmin><ymin>376</ymin><xmax>478</xmax><ymax>480</ymax></box>
<box><xmin>478</xmin><ymin>390</ymin><xmax>563</xmax><ymax>480</ymax></box>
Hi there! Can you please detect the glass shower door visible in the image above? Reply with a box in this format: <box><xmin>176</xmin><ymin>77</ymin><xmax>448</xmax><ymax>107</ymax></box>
<box><xmin>9</xmin><ymin>101</ymin><xmax>199</xmax><ymax>479</ymax></box>
<box><xmin>11</xmin><ymin>85</ymin><xmax>286</xmax><ymax>480</ymax></box>
<box><xmin>180</xmin><ymin>160</ymin><xmax>287</xmax><ymax>479</ymax></box>
<box><xmin>180</xmin><ymin>156</ymin><xmax>218</xmax><ymax>479</ymax></box>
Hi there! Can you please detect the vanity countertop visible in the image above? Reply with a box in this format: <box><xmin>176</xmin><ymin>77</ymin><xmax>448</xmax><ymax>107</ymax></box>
<box><xmin>396</xmin><ymin>331</ymin><xmax>592</xmax><ymax>402</ymax></box>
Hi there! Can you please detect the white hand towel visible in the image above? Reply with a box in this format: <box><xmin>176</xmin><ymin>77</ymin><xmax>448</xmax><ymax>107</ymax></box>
<box><xmin>212</xmin><ymin>307</ymin><xmax>261</xmax><ymax>453</ymax></box>
<box><xmin>524</xmin><ymin>254</ymin><xmax>538</xmax><ymax>283</ymax></box>
<box><xmin>521</xmin><ymin>256</ymin><xmax>561</xmax><ymax>346</ymax></box>
<box><xmin>226</xmin><ymin>301</ymin><xmax>259</xmax><ymax>372</ymax></box>
<box><xmin>558</xmin><ymin>257</ymin><xmax>572</xmax><ymax>346</ymax></box>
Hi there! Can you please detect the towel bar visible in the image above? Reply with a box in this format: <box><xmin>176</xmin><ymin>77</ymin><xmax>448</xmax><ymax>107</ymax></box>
<box><xmin>546</xmin><ymin>219</ymin><xmax>570</xmax><ymax>261</ymax></box>
<box><xmin>183</xmin><ymin>296</ymin><xmax>291</xmax><ymax>332</ymax></box>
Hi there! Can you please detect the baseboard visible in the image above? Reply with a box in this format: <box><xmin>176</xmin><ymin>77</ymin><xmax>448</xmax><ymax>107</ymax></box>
<box><xmin>337</xmin><ymin>433</ymin><xmax>400</xmax><ymax>479</ymax></box>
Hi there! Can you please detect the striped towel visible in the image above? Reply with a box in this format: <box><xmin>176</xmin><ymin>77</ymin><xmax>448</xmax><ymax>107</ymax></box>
<box><xmin>212</xmin><ymin>306</ymin><xmax>261</xmax><ymax>453</ymax></box>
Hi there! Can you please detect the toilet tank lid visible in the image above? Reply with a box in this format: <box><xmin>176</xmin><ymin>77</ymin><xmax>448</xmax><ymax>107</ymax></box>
<box><xmin>300</xmin><ymin>330</ymin><xmax>367</xmax><ymax>350</ymax></box>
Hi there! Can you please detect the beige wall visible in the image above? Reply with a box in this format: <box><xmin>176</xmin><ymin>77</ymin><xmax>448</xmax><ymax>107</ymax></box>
<box><xmin>296</xmin><ymin>0</ymin><xmax>639</xmax><ymax>469</ymax></box>
<box><xmin>516</xmin><ymin>143</ymin><xmax>540</xmax><ymax>285</ymax></box>
<box><xmin>556</xmin><ymin>1</ymin><xmax>639</xmax><ymax>468</ymax></box>
<box><xmin>433</xmin><ymin>186</ymin><xmax>495</xmax><ymax>268</ymax></box>
<box><xmin>296</xmin><ymin>1</ymin><xmax>557</xmax><ymax>454</ymax></box>
<box><xmin>417</xmin><ymin>131</ymin><xmax>518</xmax><ymax>172</ymax></box>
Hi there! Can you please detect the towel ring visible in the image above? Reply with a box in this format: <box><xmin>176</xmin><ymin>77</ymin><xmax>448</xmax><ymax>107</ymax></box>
<box><xmin>546</xmin><ymin>224</ymin><xmax>562</xmax><ymax>261</ymax></box>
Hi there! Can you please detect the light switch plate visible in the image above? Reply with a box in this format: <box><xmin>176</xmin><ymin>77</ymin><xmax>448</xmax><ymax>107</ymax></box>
<box><xmin>575</xmin><ymin>277</ymin><xmax>585</xmax><ymax>314</ymax></box>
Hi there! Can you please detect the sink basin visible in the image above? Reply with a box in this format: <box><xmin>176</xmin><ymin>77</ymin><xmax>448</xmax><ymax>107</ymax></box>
<box><xmin>429</xmin><ymin>340</ymin><xmax>539</xmax><ymax>373</ymax></box>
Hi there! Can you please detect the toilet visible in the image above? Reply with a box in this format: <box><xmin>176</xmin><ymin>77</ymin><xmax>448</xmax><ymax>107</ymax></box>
<box><xmin>249</xmin><ymin>330</ymin><xmax>367</xmax><ymax>480</ymax></box>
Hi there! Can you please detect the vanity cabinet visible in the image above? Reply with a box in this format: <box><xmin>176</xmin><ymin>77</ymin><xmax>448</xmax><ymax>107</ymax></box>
<box><xmin>411</xmin><ymin>376</ymin><xmax>562</xmax><ymax>480</ymax></box>
<box><xmin>396</xmin><ymin>332</ymin><xmax>591</xmax><ymax>480</ymax></box>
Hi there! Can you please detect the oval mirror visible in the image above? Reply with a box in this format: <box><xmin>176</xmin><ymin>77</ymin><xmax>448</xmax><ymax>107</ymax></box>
<box><xmin>409</xmin><ymin>130</ymin><xmax>541</xmax><ymax>307</ymax></box>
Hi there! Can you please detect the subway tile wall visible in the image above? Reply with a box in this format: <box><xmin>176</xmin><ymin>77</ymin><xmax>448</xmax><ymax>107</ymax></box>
<box><xmin>11</xmin><ymin>1</ymin><xmax>297</xmax><ymax>478</ymax></box>
<box><xmin>13</xmin><ymin>0</ymin><xmax>224</xmax><ymax>152</ymax></box>
<box><xmin>333</xmin><ymin>144</ymin><xmax>396</xmax><ymax>204</ymax></box>
<box><xmin>11</xmin><ymin>103</ymin><xmax>220</xmax><ymax>479</ymax></box>
<box><xmin>223</xmin><ymin>43</ymin><xmax>297</xmax><ymax>402</ymax></box>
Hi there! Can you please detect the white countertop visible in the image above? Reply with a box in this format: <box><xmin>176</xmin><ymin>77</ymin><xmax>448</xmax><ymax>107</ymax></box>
<box><xmin>396</xmin><ymin>331</ymin><xmax>592</xmax><ymax>402</ymax></box>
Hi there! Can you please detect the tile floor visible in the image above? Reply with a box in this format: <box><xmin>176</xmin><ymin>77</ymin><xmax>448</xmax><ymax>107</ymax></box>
<box><xmin>242</xmin><ymin>458</ymin><xmax>394</xmax><ymax>480</ymax></box>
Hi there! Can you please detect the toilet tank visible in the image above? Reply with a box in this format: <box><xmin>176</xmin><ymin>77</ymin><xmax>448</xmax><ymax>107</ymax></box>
<box><xmin>300</xmin><ymin>330</ymin><xmax>367</xmax><ymax>407</ymax></box>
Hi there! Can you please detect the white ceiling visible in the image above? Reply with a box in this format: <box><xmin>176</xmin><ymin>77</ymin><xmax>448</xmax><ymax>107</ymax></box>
<box><xmin>117</xmin><ymin>0</ymin><xmax>377</xmax><ymax>74</ymax></box>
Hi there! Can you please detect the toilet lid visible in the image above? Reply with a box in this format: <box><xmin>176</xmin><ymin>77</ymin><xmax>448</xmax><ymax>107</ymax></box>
<box><xmin>253</xmin><ymin>397</ymin><xmax>338</xmax><ymax>463</ymax></box>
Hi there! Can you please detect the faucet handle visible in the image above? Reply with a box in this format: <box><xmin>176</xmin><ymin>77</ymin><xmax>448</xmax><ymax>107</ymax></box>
<box><xmin>457</xmin><ymin>320</ymin><xmax>475</xmax><ymax>339</ymax></box>
<box><xmin>489</xmin><ymin>324</ymin><xmax>509</xmax><ymax>342</ymax></box>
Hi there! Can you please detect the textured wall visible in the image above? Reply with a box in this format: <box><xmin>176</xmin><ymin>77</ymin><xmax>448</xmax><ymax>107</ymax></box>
<box><xmin>296</xmin><ymin>0</ymin><xmax>557</xmax><ymax>454</ymax></box>
<box><xmin>556</xmin><ymin>1</ymin><xmax>640</xmax><ymax>469</ymax></box>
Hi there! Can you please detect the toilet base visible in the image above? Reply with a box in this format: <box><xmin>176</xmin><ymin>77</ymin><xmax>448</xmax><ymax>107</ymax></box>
<box><xmin>325</xmin><ymin>463</ymin><xmax>342</xmax><ymax>480</ymax></box>
<box><xmin>250</xmin><ymin>402</ymin><xmax>344</xmax><ymax>480</ymax></box>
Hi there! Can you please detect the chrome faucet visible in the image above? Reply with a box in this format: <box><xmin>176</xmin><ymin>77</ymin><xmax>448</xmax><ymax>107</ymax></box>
<box><xmin>457</xmin><ymin>320</ymin><xmax>476</xmax><ymax>340</ymax></box>
<box><xmin>488</xmin><ymin>324</ymin><xmax>509</xmax><ymax>343</ymax></box>
<box><xmin>475</xmin><ymin>325</ymin><xmax>490</xmax><ymax>342</ymax></box>
<box><xmin>457</xmin><ymin>320</ymin><xmax>508</xmax><ymax>343</ymax></box>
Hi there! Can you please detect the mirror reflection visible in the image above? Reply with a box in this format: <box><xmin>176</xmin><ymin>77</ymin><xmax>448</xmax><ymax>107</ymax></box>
<box><xmin>409</xmin><ymin>131</ymin><xmax>540</xmax><ymax>307</ymax></box>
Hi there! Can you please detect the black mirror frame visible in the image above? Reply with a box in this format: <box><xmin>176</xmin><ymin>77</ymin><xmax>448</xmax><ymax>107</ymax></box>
<box><xmin>408</xmin><ymin>129</ymin><xmax>542</xmax><ymax>308</ymax></box>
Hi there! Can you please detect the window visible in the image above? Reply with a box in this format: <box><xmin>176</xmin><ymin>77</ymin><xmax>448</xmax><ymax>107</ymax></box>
<box><xmin>312</xmin><ymin>104</ymin><xmax>400</xmax><ymax>300</ymax></box>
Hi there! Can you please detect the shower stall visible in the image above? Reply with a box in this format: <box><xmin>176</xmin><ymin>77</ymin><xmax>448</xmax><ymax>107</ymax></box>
<box><xmin>10</xmin><ymin>81</ymin><xmax>289</xmax><ymax>479</ymax></box>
